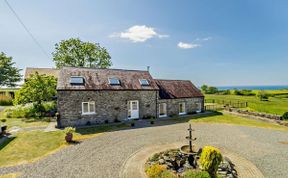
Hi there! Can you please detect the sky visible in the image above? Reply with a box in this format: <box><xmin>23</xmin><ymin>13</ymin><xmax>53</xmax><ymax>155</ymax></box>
<box><xmin>0</xmin><ymin>0</ymin><xmax>288</xmax><ymax>86</ymax></box>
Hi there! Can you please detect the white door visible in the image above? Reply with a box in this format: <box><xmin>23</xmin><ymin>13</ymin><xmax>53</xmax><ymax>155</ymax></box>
<box><xmin>128</xmin><ymin>100</ymin><xmax>139</xmax><ymax>119</ymax></box>
<box><xmin>196</xmin><ymin>102</ymin><xmax>202</xmax><ymax>113</ymax></box>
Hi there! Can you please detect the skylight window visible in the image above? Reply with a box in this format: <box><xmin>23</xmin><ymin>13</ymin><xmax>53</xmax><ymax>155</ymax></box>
<box><xmin>70</xmin><ymin>76</ymin><xmax>85</xmax><ymax>85</ymax></box>
<box><xmin>139</xmin><ymin>79</ymin><xmax>149</xmax><ymax>86</ymax></box>
<box><xmin>109</xmin><ymin>78</ymin><xmax>120</xmax><ymax>85</ymax></box>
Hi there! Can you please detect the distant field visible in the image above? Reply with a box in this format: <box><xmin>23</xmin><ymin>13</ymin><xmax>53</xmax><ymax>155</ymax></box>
<box><xmin>205</xmin><ymin>91</ymin><xmax>288</xmax><ymax>115</ymax></box>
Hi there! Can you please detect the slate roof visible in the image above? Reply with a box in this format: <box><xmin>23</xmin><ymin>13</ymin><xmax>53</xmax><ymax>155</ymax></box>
<box><xmin>155</xmin><ymin>79</ymin><xmax>204</xmax><ymax>99</ymax></box>
<box><xmin>25</xmin><ymin>68</ymin><xmax>59</xmax><ymax>79</ymax></box>
<box><xmin>57</xmin><ymin>67</ymin><xmax>159</xmax><ymax>91</ymax></box>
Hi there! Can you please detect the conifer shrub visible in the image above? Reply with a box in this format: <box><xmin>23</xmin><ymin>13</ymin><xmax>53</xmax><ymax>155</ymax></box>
<box><xmin>200</xmin><ymin>146</ymin><xmax>223</xmax><ymax>178</ymax></box>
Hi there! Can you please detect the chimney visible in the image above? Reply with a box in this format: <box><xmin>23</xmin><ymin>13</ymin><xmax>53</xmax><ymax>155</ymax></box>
<box><xmin>147</xmin><ymin>66</ymin><xmax>150</xmax><ymax>72</ymax></box>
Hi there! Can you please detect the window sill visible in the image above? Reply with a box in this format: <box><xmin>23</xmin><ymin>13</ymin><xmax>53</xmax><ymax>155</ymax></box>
<box><xmin>179</xmin><ymin>112</ymin><xmax>186</xmax><ymax>115</ymax></box>
<box><xmin>159</xmin><ymin>114</ymin><xmax>167</xmax><ymax>118</ymax></box>
<box><xmin>82</xmin><ymin>112</ymin><xmax>96</xmax><ymax>116</ymax></box>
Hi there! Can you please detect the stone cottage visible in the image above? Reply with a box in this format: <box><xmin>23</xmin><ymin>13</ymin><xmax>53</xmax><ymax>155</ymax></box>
<box><xmin>57</xmin><ymin>67</ymin><xmax>204</xmax><ymax>127</ymax></box>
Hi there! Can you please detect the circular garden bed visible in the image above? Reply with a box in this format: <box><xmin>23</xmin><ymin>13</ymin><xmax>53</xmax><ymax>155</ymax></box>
<box><xmin>145</xmin><ymin>147</ymin><xmax>237</xmax><ymax>178</ymax></box>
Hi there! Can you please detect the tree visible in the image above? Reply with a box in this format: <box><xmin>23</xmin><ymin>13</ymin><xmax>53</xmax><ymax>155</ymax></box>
<box><xmin>14</xmin><ymin>73</ymin><xmax>57</xmax><ymax>110</ymax></box>
<box><xmin>207</xmin><ymin>86</ymin><xmax>218</xmax><ymax>94</ymax></box>
<box><xmin>52</xmin><ymin>38</ymin><xmax>112</xmax><ymax>69</ymax></box>
<box><xmin>257</xmin><ymin>90</ymin><xmax>269</xmax><ymax>101</ymax></box>
<box><xmin>201</xmin><ymin>85</ymin><xmax>208</xmax><ymax>93</ymax></box>
<box><xmin>0</xmin><ymin>52</ymin><xmax>22</xmax><ymax>87</ymax></box>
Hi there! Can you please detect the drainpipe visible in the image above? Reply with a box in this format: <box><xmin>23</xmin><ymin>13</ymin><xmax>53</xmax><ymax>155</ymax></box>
<box><xmin>155</xmin><ymin>90</ymin><xmax>158</xmax><ymax>119</ymax></box>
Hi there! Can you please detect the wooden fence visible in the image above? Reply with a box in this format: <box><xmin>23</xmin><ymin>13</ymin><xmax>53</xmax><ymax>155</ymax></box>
<box><xmin>204</xmin><ymin>99</ymin><xmax>248</xmax><ymax>111</ymax></box>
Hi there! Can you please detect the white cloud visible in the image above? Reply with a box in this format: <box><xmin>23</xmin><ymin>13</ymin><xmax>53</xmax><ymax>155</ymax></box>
<box><xmin>110</xmin><ymin>25</ymin><xmax>168</xmax><ymax>42</ymax></box>
<box><xmin>177</xmin><ymin>42</ymin><xmax>201</xmax><ymax>49</ymax></box>
<box><xmin>195</xmin><ymin>37</ymin><xmax>212</xmax><ymax>41</ymax></box>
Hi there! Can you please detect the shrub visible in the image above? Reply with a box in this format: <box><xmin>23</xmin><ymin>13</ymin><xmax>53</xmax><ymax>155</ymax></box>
<box><xmin>188</xmin><ymin>111</ymin><xmax>197</xmax><ymax>115</ymax></box>
<box><xmin>114</xmin><ymin>118</ymin><xmax>120</xmax><ymax>123</ymax></box>
<box><xmin>146</xmin><ymin>164</ymin><xmax>167</xmax><ymax>178</ymax></box>
<box><xmin>159</xmin><ymin>170</ymin><xmax>176</xmax><ymax>178</ymax></box>
<box><xmin>257</xmin><ymin>90</ymin><xmax>269</xmax><ymax>101</ymax></box>
<box><xmin>234</xmin><ymin>89</ymin><xmax>255</xmax><ymax>96</ymax></box>
<box><xmin>183</xmin><ymin>170</ymin><xmax>211</xmax><ymax>178</ymax></box>
<box><xmin>0</xmin><ymin>95</ymin><xmax>13</xmax><ymax>106</ymax></box>
<box><xmin>282</xmin><ymin>112</ymin><xmax>288</xmax><ymax>120</ymax></box>
<box><xmin>200</xmin><ymin>146</ymin><xmax>223</xmax><ymax>178</ymax></box>
<box><xmin>142</xmin><ymin>115</ymin><xmax>153</xmax><ymax>120</ymax></box>
<box><xmin>217</xmin><ymin>90</ymin><xmax>231</xmax><ymax>95</ymax></box>
<box><xmin>1</xmin><ymin>118</ymin><xmax>7</xmax><ymax>123</ymax></box>
<box><xmin>64</xmin><ymin>127</ymin><xmax>76</xmax><ymax>134</ymax></box>
<box><xmin>4</xmin><ymin>102</ymin><xmax>56</xmax><ymax>118</ymax></box>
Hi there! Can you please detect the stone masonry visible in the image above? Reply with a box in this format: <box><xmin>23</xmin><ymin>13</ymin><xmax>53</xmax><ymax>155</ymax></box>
<box><xmin>158</xmin><ymin>97</ymin><xmax>204</xmax><ymax>116</ymax></box>
<box><xmin>58</xmin><ymin>90</ymin><xmax>158</xmax><ymax>127</ymax></box>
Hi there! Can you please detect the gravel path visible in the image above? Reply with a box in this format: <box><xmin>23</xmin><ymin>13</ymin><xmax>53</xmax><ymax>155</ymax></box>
<box><xmin>0</xmin><ymin>123</ymin><xmax>287</xmax><ymax>178</ymax></box>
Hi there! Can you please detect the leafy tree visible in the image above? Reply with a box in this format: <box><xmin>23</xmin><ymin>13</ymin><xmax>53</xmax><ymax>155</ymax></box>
<box><xmin>201</xmin><ymin>85</ymin><xmax>208</xmax><ymax>93</ymax></box>
<box><xmin>207</xmin><ymin>86</ymin><xmax>218</xmax><ymax>94</ymax></box>
<box><xmin>14</xmin><ymin>73</ymin><xmax>57</xmax><ymax>111</ymax></box>
<box><xmin>0</xmin><ymin>52</ymin><xmax>22</xmax><ymax>87</ymax></box>
<box><xmin>257</xmin><ymin>90</ymin><xmax>269</xmax><ymax>101</ymax></box>
<box><xmin>52</xmin><ymin>38</ymin><xmax>112</xmax><ymax>69</ymax></box>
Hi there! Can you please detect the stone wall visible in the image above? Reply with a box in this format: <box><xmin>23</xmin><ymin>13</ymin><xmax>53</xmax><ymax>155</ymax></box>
<box><xmin>226</xmin><ymin>108</ymin><xmax>282</xmax><ymax>120</ymax></box>
<box><xmin>57</xmin><ymin>90</ymin><xmax>158</xmax><ymax>127</ymax></box>
<box><xmin>158</xmin><ymin>97</ymin><xmax>204</xmax><ymax>116</ymax></box>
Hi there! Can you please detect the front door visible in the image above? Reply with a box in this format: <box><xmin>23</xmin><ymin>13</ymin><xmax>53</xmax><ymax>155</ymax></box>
<box><xmin>128</xmin><ymin>100</ymin><xmax>139</xmax><ymax>119</ymax></box>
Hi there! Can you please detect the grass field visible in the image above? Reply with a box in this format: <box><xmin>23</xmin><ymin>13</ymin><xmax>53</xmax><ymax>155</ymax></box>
<box><xmin>190</xmin><ymin>113</ymin><xmax>288</xmax><ymax>131</ymax></box>
<box><xmin>205</xmin><ymin>93</ymin><xmax>288</xmax><ymax>115</ymax></box>
<box><xmin>0</xmin><ymin>107</ymin><xmax>50</xmax><ymax>129</ymax></box>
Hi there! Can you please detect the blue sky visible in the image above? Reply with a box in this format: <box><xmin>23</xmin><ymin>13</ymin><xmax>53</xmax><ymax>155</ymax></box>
<box><xmin>1</xmin><ymin>0</ymin><xmax>287</xmax><ymax>86</ymax></box>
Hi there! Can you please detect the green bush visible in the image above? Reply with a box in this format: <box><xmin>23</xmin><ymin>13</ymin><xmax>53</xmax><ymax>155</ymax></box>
<box><xmin>282</xmin><ymin>112</ymin><xmax>288</xmax><ymax>120</ymax></box>
<box><xmin>159</xmin><ymin>170</ymin><xmax>176</xmax><ymax>178</ymax></box>
<box><xmin>257</xmin><ymin>90</ymin><xmax>269</xmax><ymax>101</ymax></box>
<box><xmin>200</xmin><ymin>146</ymin><xmax>223</xmax><ymax>178</ymax></box>
<box><xmin>183</xmin><ymin>170</ymin><xmax>211</xmax><ymax>178</ymax></box>
<box><xmin>4</xmin><ymin>102</ymin><xmax>56</xmax><ymax>118</ymax></box>
<box><xmin>234</xmin><ymin>89</ymin><xmax>255</xmax><ymax>96</ymax></box>
<box><xmin>0</xmin><ymin>99</ymin><xmax>13</xmax><ymax>106</ymax></box>
<box><xmin>64</xmin><ymin>127</ymin><xmax>76</xmax><ymax>134</ymax></box>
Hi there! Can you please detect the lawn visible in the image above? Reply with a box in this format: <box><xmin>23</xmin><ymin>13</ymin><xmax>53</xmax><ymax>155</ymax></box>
<box><xmin>205</xmin><ymin>94</ymin><xmax>288</xmax><ymax>115</ymax></box>
<box><xmin>0</xmin><ymin>107</ymin><xmax>50</xmax><ymax>129</ymax></box>
<box><xmin>190</xmin><ymin>113</ymin><xmax>288</xmax><ymax>131</ymax></box>
<box><xmin>0</xmin><ymin>123</ymin><xmax>129</xmax><ymax>167</ymax></box>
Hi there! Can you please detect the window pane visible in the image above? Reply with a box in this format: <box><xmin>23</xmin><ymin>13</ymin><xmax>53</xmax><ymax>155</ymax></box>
<box><xmin>70</xmin><ymin>77</ymin><xmax>84</xmax><ymax>85</ymax></box>
<box><xmin>109</xmin><ymin>78</ymin><xmax>120</xmax><ymax>85</ymax></box>
<box><xmin>132</xmin><ymin>101</ymin><xmax>137</xmax><ymax>110</ymax></box>
<box><xmin>89</xmin><ymin>102</ymin><xmax>95</xmax><ymax>113</ymax></box>
<box><xmin>83</xmin><ymin>103</ymin><xmax>89</xmax><ymax>113</ymax></box>
<box><xmin>179</xmin><ymin>103</ymin><xmax>185</xmax><ymax>113</ymax></box>
<box><xmin>159</xmin><ymin>103</ymin><xmax>166</xmax><ymax>115</ymax></box>
<box><xmin>139</xmin><ymin>79</ymin><xmax>149</xmax><ymax>86</ymax></box>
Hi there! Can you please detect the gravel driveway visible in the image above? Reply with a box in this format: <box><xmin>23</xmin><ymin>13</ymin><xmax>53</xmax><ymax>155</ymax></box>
<box><xmin>1</xmin><ymin>123</ymin><xmax>287</xmax><ymax>178</ymax></box>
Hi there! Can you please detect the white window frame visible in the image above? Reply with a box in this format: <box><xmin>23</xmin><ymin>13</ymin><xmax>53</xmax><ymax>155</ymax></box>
<box><xmin>159</xmin><ymin>103</ymin><xmax>167</xmax><ymax>117</ymax></box>
<box><xmin>139</xmin><ymin>79</ymin><xmax>150</xmax><ymax>86</ymax></box>
<box><xmin>179</xmin><ymin>102</ymin><xmax>186</xmax><ymax>115</ymax></box>
<box><xmin>82</xmin><ymin>101</ymin><xmax>96</xmax><ymax>115</ymax></box>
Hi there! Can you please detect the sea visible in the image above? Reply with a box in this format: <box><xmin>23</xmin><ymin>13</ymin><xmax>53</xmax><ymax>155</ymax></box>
<box><xmin>215</xmin><ymin>85</ymin><xmax>288</xmax><ymax>90</ymax></box>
